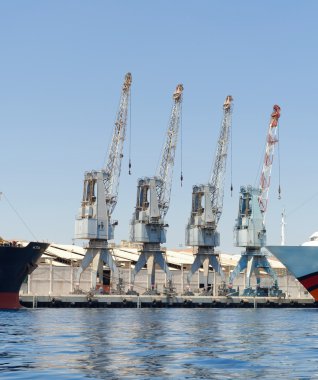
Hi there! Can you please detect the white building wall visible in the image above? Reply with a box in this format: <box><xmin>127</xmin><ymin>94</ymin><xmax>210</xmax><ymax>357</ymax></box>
<box><xmin>20</xmin><ymin>265</ymin><xmax>312</xmax><ymax>300</ymax></box>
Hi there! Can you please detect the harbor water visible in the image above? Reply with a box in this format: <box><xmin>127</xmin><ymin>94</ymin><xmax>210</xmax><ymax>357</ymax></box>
<box><xmin>1</xmin><ymin>308</ymin><xmax>318</xmax><ymax>379</ymax></box>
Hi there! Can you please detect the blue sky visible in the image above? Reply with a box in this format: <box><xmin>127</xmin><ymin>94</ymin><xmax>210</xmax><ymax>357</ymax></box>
<box><xmin>0</xmin><ymin>1</ymin><xmax>317</xmax><ymax>254</ymax></box>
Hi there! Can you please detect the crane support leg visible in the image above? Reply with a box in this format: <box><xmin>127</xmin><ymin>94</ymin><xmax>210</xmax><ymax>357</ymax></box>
<box><xmin>132</xmin><ymin>250</ymin><xmax>172</xmax><ymax>294</ymax></box>
<box><xmin>131</xmin><ymin>253</ymin><xmax>147</xmax><ymax>285</ymax></box>
<box><xmin>187</xmin><ymin>255</ymin><xmax>203</xmax><ymax>285</ymax></box>
<box><xmin>76</xmin><ymin>249</ymin><xmax>104</xmax><ymax>290</ymax></box>
<box><xmin>256</xmin><ymin>256</ymin><xmax>278</xmax><ymax>283</ymax></box>
<box><xmin>229</xmin><ymin>252</ymin><xmax>280</xmax><ymax>296</ymax></box>
<box><xmin>100</xmin><ymin>249</ymin><xmax>119</xmax><ymax>278</ymax></box>
<box><xmin>91</xmin><ymin>252</ymin><xmax>102</xmax><ymax>290</ymax></box>
<box><xmin>229</xmin><ymin>255</ymin><xmax>248</xmax><ymax>286</ymax></box>
<box><xmin>202</xmin><ymin>258</ymin><xmax>211</xmax><ymax>294</ymax></box>
<box><xmin>209</xmin><ymin>255</ymin><xmax>225</xmax><ymax>282</ymax></box>
<box><xmin>146</xmin><ymin>254</ymin><xmax>155</xmax><ymax>290</ymax></box>
<box><xmin>153</xmin><ymin>251</ymin><xmax>172</xmax><ymax>282</ymax></box>
<box><xmin>75</xmin><ymin>242</ymin><xmax>119</xmax><ymax>291</ymax></box>
<box><xmin>245</xmin><ymin>256</ymin><xmax>256</xmax><ymax>290</ymax></box>
<box><xmin>254</xmin><ymin>267</ymin><xmax>261</xmax><ymax>288</ymax></box>
<box><xmin>75</xmin><ymin>248</ymin><xmax>97</xmax><ymax>288</ymax></box>
<box><xmin>187</xmin><ymin>253</ymin><xmax>225</xmax><ymax>295</ymax></box>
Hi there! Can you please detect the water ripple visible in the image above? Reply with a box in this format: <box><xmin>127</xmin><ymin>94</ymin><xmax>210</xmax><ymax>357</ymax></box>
<box><xmin>0</xmin><ymin>308</ymin><xmax>318</xmax><ymax>379</ymax></box>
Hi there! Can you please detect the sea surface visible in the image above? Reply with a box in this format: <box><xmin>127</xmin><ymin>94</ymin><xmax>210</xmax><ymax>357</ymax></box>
<box><xmin>0</xmin><ymin>308</ymin><xmax>318</xmax><ymax>379</ymax></box>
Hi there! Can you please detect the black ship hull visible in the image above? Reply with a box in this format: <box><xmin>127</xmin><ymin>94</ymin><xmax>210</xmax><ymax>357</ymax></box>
<box><xmin>0</xmin><ymin>242</ymin><xmax>49</xmax><ymax>309</ymax></box>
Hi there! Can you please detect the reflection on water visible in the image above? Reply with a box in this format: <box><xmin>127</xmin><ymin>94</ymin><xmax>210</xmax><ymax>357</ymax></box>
<box><xmin>0</xmin><ymin>308</ymin><xmax>318</xmax><ymax>379</ymax></box>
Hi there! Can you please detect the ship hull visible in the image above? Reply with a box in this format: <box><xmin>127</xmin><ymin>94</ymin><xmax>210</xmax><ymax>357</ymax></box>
<box><xmin>0</xmin><ymin>242</ymin><xmax>49</xmax><ymax>309</ymax></box>
<box><xmin>266</xmin><ymin>245</ymin><xmax>318</xmax><ymax>301</ymax></box>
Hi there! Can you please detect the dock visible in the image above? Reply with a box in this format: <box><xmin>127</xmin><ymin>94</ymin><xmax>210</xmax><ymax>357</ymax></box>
<box><xmin>20</xmin><ymin>294</ymin><xmax>317</xmax><ymax>308</ymax></box>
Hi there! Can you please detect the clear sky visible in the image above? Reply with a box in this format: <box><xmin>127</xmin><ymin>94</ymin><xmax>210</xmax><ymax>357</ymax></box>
<box><xmin>0</xmin><ymin>1</ymin><xmax>317</xmax><ymax>254</ymax></box>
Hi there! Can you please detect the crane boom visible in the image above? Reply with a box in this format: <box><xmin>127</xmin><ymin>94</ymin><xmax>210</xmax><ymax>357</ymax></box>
<box><xmin>258</xmin><ymin>104</ymin><xmax>281</xmax><ymax>217</ymax></box>
<box><xmin>104</xmin><ymin>72</ymin><xmax>132</xmax><ymax>216</ymax></box>
<box><xmin>156</xmin><ymin>84</ymin><xmax>183</xmax><ymax>218</ymax></box>
<box><xmin>209</xmin><ymin>95</ymin><xmax>233</xmax><ymax>225</ymax></box>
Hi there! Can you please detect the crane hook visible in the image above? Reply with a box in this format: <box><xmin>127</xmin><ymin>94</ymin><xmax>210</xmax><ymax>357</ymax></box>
<box><xmin>129</xmin><ymin>159</ymin><xmax>132</xmax><ymax>175</ymax></box>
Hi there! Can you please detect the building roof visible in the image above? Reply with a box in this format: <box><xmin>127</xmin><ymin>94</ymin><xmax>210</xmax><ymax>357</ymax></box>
<box><xmin>40</xmin><ymin>242</ymin><xmax>285</xmax><ymax>270</ymax></box>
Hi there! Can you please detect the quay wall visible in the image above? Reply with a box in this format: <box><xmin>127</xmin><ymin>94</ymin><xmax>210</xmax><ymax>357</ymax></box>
<box><xmin>20</xmin><ymin>264</ymin><xmax>312</xmax><ymax>300</ymax></box>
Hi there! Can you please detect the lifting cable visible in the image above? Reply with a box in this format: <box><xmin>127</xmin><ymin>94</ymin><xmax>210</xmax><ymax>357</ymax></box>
<box><xmin>0</xmin><ymin>192</ymin><xmax>38</xmax><ymax>241</ymax></box>
<box><xmin>230</xmin><ymin>111</ymin><xmax>233</xmax><ymax>196</ymax></box>
<box><xmin>277</xmin><ymin>120</ymin><xmax>281</xmax><ymax>200</ymax></box>
<box><xmin>180</xmin><ymin>102</ymin><xmax>183</xmax><ymax>187</ymax></box>
<box><xmin>287</xmin><ymin>191</ymin><xmax>318</xmax><ymax>217</ymax></box>
<box><xmin>128</xmin><ymin>86</ymin><xmax>132</xmax><ymax>175</ymax></box>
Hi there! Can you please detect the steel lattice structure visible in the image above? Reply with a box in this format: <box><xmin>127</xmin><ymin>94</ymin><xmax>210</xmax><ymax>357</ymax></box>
<box><xmin>209</xmin><ymin>95</ymin><xmax>233</xmax><ymax>225</ymax></box>
<box><xmin>156</xmin><ymin>84</ymin><xmax>183</xmax><ymax>218</ymax></box>
<box><xmin>258</xmin><ymin>104</ymin><xmax>281</xmax><ymax>217</ymax></box>
<box><xmin>103</xmin><ymin>72</ymin><xmax>132</xmax><ymax>216</ymax></box>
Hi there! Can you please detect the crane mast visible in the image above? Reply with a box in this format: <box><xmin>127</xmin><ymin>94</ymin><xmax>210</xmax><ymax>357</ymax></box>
<box><xmin>129</xmin><ymin>84</ymin><xmax>183</xmax><ymax>295</ymax></box>
<box><xmin>229</xmin><ymin>104</ymin><xmax>282</xmax><ymax>297</ymax></box>
<box><xmin>74</xmin><ymin>73</ymin><xmax>132</xmax><ymax>292</ymax></box>
<box><xmin>185</xmin><ymin>96</ymin><xmax>233</xmax><ymax>296</ymax></box>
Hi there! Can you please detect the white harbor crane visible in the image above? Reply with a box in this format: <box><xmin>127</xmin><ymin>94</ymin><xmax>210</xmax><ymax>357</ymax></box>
<box><xmin>229</xmin><ymin>104</ymin><xmax>282</xmax><ymax>296</ymax></box>
<box><xmin>185</xmin><ymin>96</ymin><xmax>233</xmax><ymax>296</ymax></box>
<box><xmin>129</xmin><ymin>84</ymin><xmax>183</xmax><ymax>294</ymax></box>
<box><xmin>74</xmin><ymin>72</ymin><xmax>132</xmax><ymax>291</ymax></box>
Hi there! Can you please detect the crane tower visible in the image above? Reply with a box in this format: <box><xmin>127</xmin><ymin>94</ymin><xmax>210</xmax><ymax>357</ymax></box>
<box><xmin>229</xmin><ymin>105</ymin><xmax>282</xmax><ymax>296</ymax></box>
<box><xmin>129</xmin><ymin>84</ymin><xmax>183</xmax><ymax>294</ymax></box>
<box><xmin>74</xmin><ymin>73</ymin><xmax>132</xmax><ymax>292</ymax></box>
<box><xmin>185</xmin><ymin>96</ymin><xmax>233</xmax><ymax>296</ymax></box>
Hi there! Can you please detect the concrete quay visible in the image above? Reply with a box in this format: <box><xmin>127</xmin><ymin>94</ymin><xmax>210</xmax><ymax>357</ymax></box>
<box><xmin>20</xmin><ymin>294</ymin><xmax>317</xmax><ymax>309</ymax></box>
